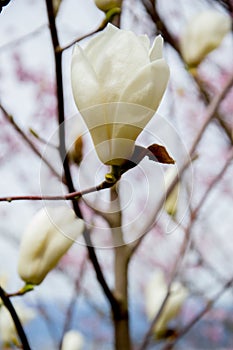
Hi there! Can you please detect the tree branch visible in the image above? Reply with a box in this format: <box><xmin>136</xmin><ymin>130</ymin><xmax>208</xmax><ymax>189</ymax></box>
<box><xmin>110</xmin><ymin>186</ymin><xmax>132</xmax><ymax>350</ymax></box>
<box><xmin>0</xmin><ymin>103</ymin><xmax>62</xmax><ymax>181</ymax></box>
<box><xmin>143</xmin><ymin>0</ymin><xmax>233</xmax><ymax>144</ymax></box>
<box><xmin>0</xmin><ymin>178</ymin><xmax>115</xmax><ymax>202</ymax></box>
<box><xmin>0</xmin><ymin>286</ymin><xmax>31</xmax><ymax>350</ymax></box>
<box><xmin>162</xmin><ymin>277</ymin><xmax>233</xmax><ymax>350</ymax></box>
<box><xmin>139</xmin><ymin>146</ymin><xmax>233</xmax><ymax>349</ymax></box>
<box><xmin>45</xmin><ymin>0</ymin><xmax>81</xmax><ymax>215</ymax></box>
<box><xmin>130</xmin><ymin>73</ymin><xmax>233</xmax><ymax>256</ymax></box>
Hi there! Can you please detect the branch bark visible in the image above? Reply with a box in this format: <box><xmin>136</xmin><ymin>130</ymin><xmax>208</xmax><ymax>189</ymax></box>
<box><xmin>0</xmin><ymin>286</ymin><xmax>31</xmax><ymax>350</ymax></box>
<box><xmin>110</xmin><ymin>187</ymin><xmax>132</xmax><ymax>350</ymax></box>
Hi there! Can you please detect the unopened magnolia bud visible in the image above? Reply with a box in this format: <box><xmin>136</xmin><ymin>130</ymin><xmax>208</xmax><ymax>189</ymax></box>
<box><xmin>66</xmin><ymin>118</ymin><xmax>85</xmax><ymax>166</ymax></box>
<box><xmin>53</xmin><ymin>0</ymin><xmax>62</xmax><ymax>16</ymax></box>
<box><xmin>94</xmin><ymin>0</ymin><xmax>122</xmax><ymax>12</ymax></box>
<box><xmin>18</xmin><ymin>206</ymin><xmax>85</xmax><ymax>285</ymax></box>
<box><xmin>180</xmin><ymin>10</ymin><xmax>231</xmax><ymax>67</ymax></box>
<box><xmin>68</xmin><ymin>135</ymin><xmax>83</xmax><ymax>165</ymax></box>
<box><xmin>145</xmin><ymin>270</ymin><xmax>188</xmax><ymax>338</ymax></box>
<box><xmin>61</xmin><ymin>330</ymin><xmax>84</xmax><ymax>350</ymax></box>
<box><xmin>164</xmin><ymin>167</ymin><xmax>179</xmax><ymax>217</ymax></box>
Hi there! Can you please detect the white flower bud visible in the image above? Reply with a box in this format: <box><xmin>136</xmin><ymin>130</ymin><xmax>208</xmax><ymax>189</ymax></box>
<box><xmin>145</xmin><ymin>270</ymin><xmax>188</xmax><ymax>338</ymax></box>
<box><xmin>53</xmin><ymin>0</ymin><xmax>62</xmax><ymax>16</ymax></box>
<box><xmin>94</xmin><ymin>0</ymin><xmax>122</xmax><ymax>12</ymax></box>
<box><xmin>0</xmin><ymin>304</ymin><xmax>35</xmax><ymax>346</ymax></box>
<box><xmin>71</xmin><ymin>24</ymin><xmax>169</xmax><ymax>166</ymax></box>
<box><xmin>61</xmin><ymin>330</ymin><xmax>84</xmax><ymax>350</ymax></box>
<box><xmin>18</xmin><ymin>206</ymin><xmax>85</xmax><ymax>285</ymax></box>
<box><xmin>180</xmin><ymin>10</ymin><xmax>231</xmax><ymax>67</ymax></box>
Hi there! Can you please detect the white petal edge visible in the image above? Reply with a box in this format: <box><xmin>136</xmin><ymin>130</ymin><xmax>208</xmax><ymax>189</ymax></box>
<box><xmin>71</xmin><ymin>44</ymin><xmax>100</xmax><ymax>111</ymax></box>
<box><xmin>121</xmin><ymin>58</ymin><xmax>170</xmax><ymax>112</ymax></box>
<box><xmin>149</xmin><ymin>35</ymin><xmax>164</xmax><ymax>61</ymax></box>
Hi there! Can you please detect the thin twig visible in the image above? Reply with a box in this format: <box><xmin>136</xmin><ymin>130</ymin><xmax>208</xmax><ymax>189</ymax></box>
<box><xmin>142</xmin><ymin>0</ymin><xmax>179</xmax><ymax>50</ymax></box>
<box><xmin>45</xmin><ymin>0</ymin><xmax>81</xmax><ymax>214</ymax></box>
<box><xmin>58</xmin><ymin>5</ymin><xmax>123</xmax><ymax>52</ymax></box>
<box><xmin>58</xmin><ymin>256</ymin><xmax>87</xmax><ymax>349</ymax></box>
<box><xmin>0</xmin><ymin>103</ymin><xmax>62</xmax><ymax>181</ymax></box>
<box><xmin>139</xmin><ymin>146</ymin><xmax>233</xmax><ymax>350</ymax></box>
<box><xmin>143</xmin><ymin>0</ymin><xmax>233</xmax><ymax>143</ymax></box>
<box><xmin>0</xmin><ymin>286</ymin><xmax>31</xmax><ymax>350</ymax></box>
<box><xmin>191</xmin><ymin>147</ymin><xmax>233</xmax><ymax>219</ymax></box>
<box><xmin>138</xmin><ymin>224</ymin><xmax>191</xmax><ymax>350</ymax></box>
<box><xmin>58</xmin><ymin>21</ymin><xmax>108</xmax><ymax>52</ymax></box>
<box><xmin>162</xmin><ymin>277</ymin><xmax>233</xmax><ymax>350</ymax></box>
<box><xmin>29</xmin><ymin>127</ymin><xmax>58</xmax><ymax>149</ymax></box>
<box><xmin>0</xmin><ymin>178</ymin><xmax>114</xmax><ymax>202</ymax></box>
<box><xmin>130</xmin><ymin>74</ymin><xmax>233</xmax><ymax>256</ymax></box>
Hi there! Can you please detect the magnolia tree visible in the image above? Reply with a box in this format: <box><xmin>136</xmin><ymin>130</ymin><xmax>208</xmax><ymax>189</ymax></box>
<box><xmin>0</xmin><ymin>0</ymin><xmax>233</xmax><ymax>349</ymax></box>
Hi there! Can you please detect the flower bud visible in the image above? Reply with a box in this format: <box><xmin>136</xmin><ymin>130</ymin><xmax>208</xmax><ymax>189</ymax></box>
<box><xmin>71</xmin><ymin>24</ymin><xmax>169</xmax><ymax>166</ymax></box>
<box><xmin>164</xmin><ymin>167</ymin><xmax>179</xmax><ymax>217</ymax></box>
<box><xmin>53</xmin><ymin>0</ymin><xmax>62</xmax><ymax>16</ymax></box>
<box><xmin>145</xmin><ymin>270</ymin><xmax>188</xmax><ymax>338</ymax></box>
<box><xmin>180</xmin><ymin>10</ymin><xmax>231</xmax><ymax>67</ymax></box>
<box><xmin>18</xmin><ymin>206</ymin><xmax>85</xmax><ymax>285</ymax></box>
<box><xmin>94</xmin><ymin>0</ymin><xmax>122</xmax><ymax>12</ymax></box>
<box><xmin>61</xmin><ymin>330</ymin><xmax>84</xmax><ymax>350</ymax></box>
<box><xmin>66</xmin><ymin>118</ymin><xmax>85</xmax><ymax>166</ymax></box>
<box><xmin>68</xmin><ymin>135</ymin><xmax>83</xmax><ymax>165</ymax></box>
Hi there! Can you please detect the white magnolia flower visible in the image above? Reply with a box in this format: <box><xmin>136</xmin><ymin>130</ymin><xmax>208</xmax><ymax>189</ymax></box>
<box><xmin>71</xmin><ymin>24</ymin><xmax>169</xmax><ymax>166</ymax></box>
<box><xmin>94</xmin><ymin>0</ymin><xmax>122</xmax><ymax>12</ymax></box>
<box><xmin>18</xmin><ymin>206</ymin><xmax>85</xmax><ymax>285</ymax></box>
<box><xmin>145</xmin><ymin>270</ymin><xmax>188</xmax><ymax>338</ymax></box>
<box><xmin>61</xmin><ymin>330</ymin><xmax>84</xmax><ymax>350</ymax></box>
<box><xmin>0</xmin><ymin>303</ymin><xmax>35</xmax><ymax>346</ymax></box>
<box><xmin>180</xmin><ymin>10</ymin><xmax>231</xmax><ymax>67</ymax></box>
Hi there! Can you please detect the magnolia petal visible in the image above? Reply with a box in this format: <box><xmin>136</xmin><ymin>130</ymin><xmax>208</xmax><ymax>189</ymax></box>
<box><xmin>85</xmin><ymin>23</ymin><xmax>118</xmax><ymax>59</ymax></box>
<box><xmin>138</xmin><ymin>34</ymin><xmax>151</xmax><ymax>51</ymax></box>
<box><xmin>80</xmin><ymin>102</ymin><xmax>154</xmax><ymax>165</ymax></box>
<box><xmin>71</xmin><ymin>45</ymin><xmax>100</xmax><ymax>110</ymax></box>
<box><xmin>121</xmin><ymin>59</ymin><xmax>170</xmax><ymax>111</ymax></box>
<box><xmin>18</xmin><ymin>207</ymin><xmax>84</xmax><ymax>285</ymax></box>
<box><xmin>149</xmin><ymin>35</ymin><xmax>164</xmax><ymax>61</ymax></box>
<box><xmin>145</xmin><ymin>271</ymin><xmax>188</xmax><ymax>337</ymax></box>
<box><xmin>93</xmin><ymin>138</ymin><xmax>136</xmax><ymax>165</ymax></box>
<box><xmin>85</xmin><ymin>25</ymin><xmax>150</xmax><ymax>102</ymax></box>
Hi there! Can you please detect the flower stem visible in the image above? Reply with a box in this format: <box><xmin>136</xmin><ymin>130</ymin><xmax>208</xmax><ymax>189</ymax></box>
<box><xmin>110</xmin><ymin>186</ymin><xmax>132</xmax><ymax>350</ymax></box>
